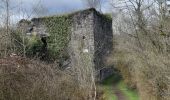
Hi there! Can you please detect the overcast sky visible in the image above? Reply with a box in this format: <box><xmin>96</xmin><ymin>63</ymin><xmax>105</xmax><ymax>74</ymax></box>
<box><xmin>21</xmin><ymin>0</ymin><xmax>86</xmax><ymax>14</ymax></box>
<box><xmin>1</xmin><ymin>0</ymin><xmax>111</xmax><ymax>24</ymax></box>
<box><xmin>10</xmin><ymin>0</ymin><xmax>111</xmax><ymax>16</ymax></box>
<box><xmin>29</xmin><ymin>0</ymin><xmax>110</xmax><ymax>13</ymax></box>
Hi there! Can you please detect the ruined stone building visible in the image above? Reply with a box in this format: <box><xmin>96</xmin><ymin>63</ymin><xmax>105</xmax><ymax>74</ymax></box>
<box><xmin>20</xmin><ymin>8</ymin><xmax>113</xmax><ymax>81</ymax></box>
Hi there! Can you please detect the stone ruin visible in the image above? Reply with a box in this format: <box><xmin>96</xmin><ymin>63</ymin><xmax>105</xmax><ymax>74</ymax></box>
<box><xmin>19</xmin><ymin>8</ymin><xmax>113</xmax><ymax>81</ymax></box>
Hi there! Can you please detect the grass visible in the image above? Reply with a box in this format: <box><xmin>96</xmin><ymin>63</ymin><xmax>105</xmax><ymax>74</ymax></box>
<box><xmin>117</xmin><ymin>81</ymin><xmax>139</xmax><ymax>100</ymax></box>
<box><xmin>101</xmin><ymin>74</ymin><xmax>121</xmax><ymax>100</ymax></box>
<box><xmin>101</xmin><ymin>75</ymin><xmax>118</xmax><ymax>100</ymax></box>
<box><xmin>102</xmin><ymin>85</ymin><xmax>117</xmax><ymax>100</ymax></box>
<box><xmin>100</xmin><ymin>74</ymin><xmax>139</xmax><ymax>100</ymax></box>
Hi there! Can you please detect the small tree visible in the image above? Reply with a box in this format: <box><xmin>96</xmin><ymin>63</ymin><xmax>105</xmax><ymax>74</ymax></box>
<box><xmin>111</xmin><ymin>0</ymin><xmax>170</xmax><ymax>100</ymax></box>
<box><xmin>0</xmin><ymin>0</ymin><xmax>12</xmax><ymax>57</ymax></box>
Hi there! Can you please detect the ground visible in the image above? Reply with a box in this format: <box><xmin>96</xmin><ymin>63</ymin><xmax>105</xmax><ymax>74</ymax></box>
<box><xmin>100</xmin><ymin>75</ymin><xmax>139</xmax><ymax>100</ymax></box>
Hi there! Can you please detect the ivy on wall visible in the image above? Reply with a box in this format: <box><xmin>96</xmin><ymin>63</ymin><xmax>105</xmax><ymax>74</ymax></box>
<box><xmin>39</xmin><ymin>15</ymin><xmax>72</xmax><ymax>60</ymax></box>
<box><xmin>25</xmin><ymin>8</ymin><xmax>112</xmax><ymax>61</ymax></box>
<box><xmin>25</xmin><ymin>14</ymin><xmax>72</xmax><ymax>61</ymax></box>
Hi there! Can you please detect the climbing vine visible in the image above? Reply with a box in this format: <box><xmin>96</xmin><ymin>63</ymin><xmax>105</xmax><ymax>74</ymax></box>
<box><xmin>26</xmin><ymin>14</ymin><xmax>72</xmax><ymax>61</ymax></box>
<box><xmin>25</xmin><ymin>8</ymin><xmax>111</xmax><ymax>61</ymax></box>
<box><xmin>43</xmin><ymin>15</ymin><xmax>72</xmax><ymax>60</ymax></box>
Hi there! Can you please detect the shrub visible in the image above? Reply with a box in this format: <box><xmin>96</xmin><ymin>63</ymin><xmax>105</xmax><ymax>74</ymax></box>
<box><xmin>112</xmin><ymin>33</ymin><xmax>170</xmax><ymax>100</ymax></box>
<box><xmin>0</xmin><ymin>56</ymin><xmax>89</xmax><ymax>100</ymax></box>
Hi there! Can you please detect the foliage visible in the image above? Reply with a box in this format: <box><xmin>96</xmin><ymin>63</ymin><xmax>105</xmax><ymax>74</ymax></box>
<box><xmin>111</xmin><ymin>1</ymin><xmax>170</xmax><ymax>99</ymax></box>
<box><xmin>117</xmin><ymin>81</ymin><xmax>139</xmax><ymax>100</ymax></box>
<box><xmin>44</xmin><ymin>15</ymin><xmax>72</xmax><ymax>60</ymax></box>
<box><xmin>19</xmin><ymin>8</ymin><xmax>111</xmax><ymax>61</ymax></box>
<box><xmin>103</xmin><ymin>14</ymin><xmax>112</xmax><ymax>21</ymax></box>
<box><xmin>101</xmin><ymin>75</ymin><xmax>119</xmax><ymax>100</ymax></box>
<box><xmin>27</xmin><ymin>15</ymin><xmax>72</xmax><ymax>60</ymax></box>
<box><xmin>26</xmin><ymin>36</ymin><xmax>43</xmax><ymax>57</ymax></box>
<box><xmin>101</xmin><ymin>75</ymin><xmax>139</xmax><ymax>100</ymax></box>
<box><xmin>112</xmin><ymin>28</ymin><xmax>170</xmax><ymax>100</ymax></box>
<box><xmin>0</xmin><ymin>57</ymin><xmax>90</xmax><ymax>100</ymax></box>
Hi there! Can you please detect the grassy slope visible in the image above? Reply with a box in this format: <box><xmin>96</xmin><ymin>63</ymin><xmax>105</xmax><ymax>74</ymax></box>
<box><xmin>101</xmin><ymin>75</ymin><xmax>139</xmax><ymax>100</ymax></box>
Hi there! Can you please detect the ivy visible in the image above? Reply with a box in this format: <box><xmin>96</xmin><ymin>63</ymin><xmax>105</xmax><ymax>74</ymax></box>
<box><xmin>32</xmin><ymin>15</ymin><xmax>72</xmax><ymax>60</ymax></box>
<box><xmin>26</xmin><ymin>8</ymin><xmax>110</xmax><ymax>61</ymax></box>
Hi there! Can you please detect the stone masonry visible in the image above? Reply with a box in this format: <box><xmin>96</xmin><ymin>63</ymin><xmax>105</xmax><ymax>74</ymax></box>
<box><xmin>20</xmin><ymin>8</ymin><xmax>113</xmax><ymax>81</ymax></box>
<box><xmin>70</xmin><ymin>9</ymin><xmax>113</xmax><ymax>81</ymax></box>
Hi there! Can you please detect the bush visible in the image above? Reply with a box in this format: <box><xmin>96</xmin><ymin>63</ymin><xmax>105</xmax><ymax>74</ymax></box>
<box><xmin>111</xmin><ymin>33</ymin><xmax>170</xmax><ymax>100</ymax></box>
<box><xmin>0</xmin><ymin>56</ymin><xmax>89</xmax><ymax>100</ymax></box>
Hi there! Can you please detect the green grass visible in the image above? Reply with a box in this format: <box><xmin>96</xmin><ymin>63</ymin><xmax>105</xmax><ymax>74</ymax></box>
<box><xmin>100</xmin><ymin>75</ymin><xmax>139</xmax><ymax>100</ymax></box>
<box><xmin>101</xmin><ymin>76</ymin><xmax>117</xmax><ymax>100</ymax></box>
<box><xmin>102</xmin><ymin>85</ymin><xmax>117</xmax><ymax>100</ymax></box>
<box><xmin>117</xmin><ymin>81</ymin><xmax>139</xmax><ymax>100</ymax></box>
<box><xmin>101</xmin><ymin>75</ymin><xmax>121</xmax><ymax>100</ymax></box>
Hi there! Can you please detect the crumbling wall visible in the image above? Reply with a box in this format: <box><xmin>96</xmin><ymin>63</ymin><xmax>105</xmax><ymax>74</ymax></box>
<box><xmin>31</xmin><ymin>16</ymin><xmax>71</xmax><ymax>61</ymax></box>
<box><xmin>19</xmin><ymin>8</ymin><xmax>114</xmax><ymax>81</ymax></box>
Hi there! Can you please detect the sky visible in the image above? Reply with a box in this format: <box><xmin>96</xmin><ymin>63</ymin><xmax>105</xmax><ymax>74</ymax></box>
<box><xmin>26</xmin><ymin>0</ymin><xmax>111</xmax><ymax>14</ymax></box>
<box><xmin>10</xmin><ymin>0</ymin><xmax>110</xmax><ymax>17</ymax></box>
<box><xmin>0</xmin><ymin>0</ymin><xmax>111</xmax><ymax>24</ymax></box>
<box><xmin>21</xmin><ymin>0</ymin><xmax>86</xmax><ymax>14</ymax></box>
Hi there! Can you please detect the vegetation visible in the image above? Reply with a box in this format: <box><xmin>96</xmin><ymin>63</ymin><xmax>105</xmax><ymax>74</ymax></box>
<box><xmin>110</xmin><ymin>0</ymin><xmax>170</xmax><ymax>100</ymax></box>
<box><xmin>102</xmin><ymin>75</ymin><xmax>119</xmax><ymax>100</ymax></box>
<box><xmin>1</xmin><ymin>1</ymin><xmax>103</xmax><ymax>100</ymax></box>
<box><xmin>26</xmin><ymin>15</ymin><xmax>72</xmax><ymax>60</ymax></box>
<box><xmin>1</xmin><ymin>0</ymin><xmax>170</xmax><ymax>100</ymax></box>
<box><xmin>0</xmin><ymin>56</ymin><xmax>90</xmax><ymax>100</ymax></box>
<box><xmin>101</xmin><ymin>75</ymin><xmax>139</xmax><ymax>100</ymax></box>
<box><xmin>43</xmin><ymin>15</ymin><xmax>72</xmax><ymax>59</ymax></box>
<box><xmin>24</xmin><ymin>8</ymin><xmax>111</xmax><ymax>61</ymax></box>
<box><xmin>117</xmin><ymin>81</ymin><xmax>139</xmax><ymax>100</ymax></box>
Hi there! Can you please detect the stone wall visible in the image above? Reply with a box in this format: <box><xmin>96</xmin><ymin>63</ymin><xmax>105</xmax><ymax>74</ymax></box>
<box><xmin>70</xmin><ymin>9</ymin><xmax>95</xmax><ymax>65</ymax></box>
<box><xmin>93</xmin><ymin>10</ymin><xmax>114</xmax><ymax>81</ymax></box>
<box><xmin>93</xmin><ymin>10</ymin><xmax>113</xmax><ymax>69</ymax></box>
<box><xmin>70</xmin><ymin>9</ymin><xmax>114</xmax><ymax>81</ymax></box>
<box><xmin>20</xmin><ymin>8</ymin><xmax>114</xmax><ymax>81</ymax></box>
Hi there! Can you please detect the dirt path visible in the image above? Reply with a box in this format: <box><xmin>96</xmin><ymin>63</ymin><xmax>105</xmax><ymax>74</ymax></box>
<box><xmin>113</xmin><ymin>85</ymin><xmax>127</xmax><ymax>100</ymax></box>
<box><xmin>102</xmin><ymin>75</ymin><xmax>139</xmax><ymax>100</ymax></box>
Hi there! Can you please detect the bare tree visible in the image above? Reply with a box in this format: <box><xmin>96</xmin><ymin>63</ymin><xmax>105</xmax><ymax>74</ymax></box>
<box><xmin>111</xmin><ymin>0</ymin><xmax>170</xmax><ymax>100</ymax></box>
<box><xmin>32</xmin><ymin>0</ymin><xmax>49</xmax><ymax>17</ymax></box>
<box><xmin>0</xmin><ymin>0</ymin><xmax>12</xmax><ymax>57</ymax></box>
<box><xmin>10</xmin><ymin>0</ymin><xmax>49</xmax><ymax>57</ymax></box>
